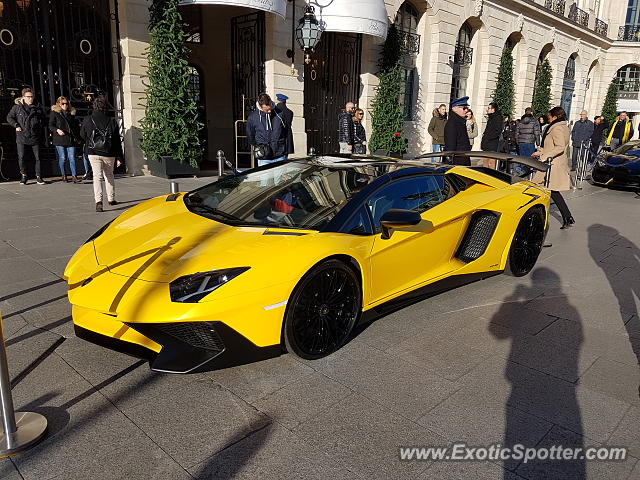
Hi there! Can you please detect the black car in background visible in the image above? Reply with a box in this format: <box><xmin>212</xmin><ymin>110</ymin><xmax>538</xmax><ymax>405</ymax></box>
<box><xmin>592</xmin><ymin>141</ymin><xmax>640</xmax><ymax>189</ymax></box>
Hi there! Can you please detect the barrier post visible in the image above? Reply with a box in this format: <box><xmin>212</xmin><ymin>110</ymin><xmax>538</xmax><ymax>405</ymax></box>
<box><xmin>0</xmin><ymin>313</ymin><xmax>47</xmax><ymax>456</ymax></box>
<box><xmin>170</xmin><ymin>181</ymin><xmax>179</xmax><ymax>194</ymax></box>
<box><xmin>543</xmin><ymin>157</ymin><xmax>552</xmax><ymax>188</ymax></box>
<box><xmin>217</xmin><ymin>150</ymin><xmax>225</xmax><ymax>177</ymax></box>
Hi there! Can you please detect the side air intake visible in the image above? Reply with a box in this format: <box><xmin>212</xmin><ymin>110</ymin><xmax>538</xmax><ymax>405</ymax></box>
<box><xmin>456</xmin><ymin>211</ymin><xmax>500</xmax><ymax>263</ymax></box>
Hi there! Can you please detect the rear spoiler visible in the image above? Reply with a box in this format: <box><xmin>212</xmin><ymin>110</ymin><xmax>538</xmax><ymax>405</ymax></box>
<box><xmin>415</xmin><ymin>151</ymin><xmax>550</xmax><ymax>172</ymax></box>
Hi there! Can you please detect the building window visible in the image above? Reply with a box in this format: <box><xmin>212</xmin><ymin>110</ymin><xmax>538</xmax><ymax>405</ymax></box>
<box><xmin>395</xmin><ymin>2</ymin><xmax>420</xmax><ymax>120</ymax></box>
<box><xmin>186</xmin><ymin>65</ymin><xmax>203</xmax><ymax>104</ymax></box>
<box><xmin>400</xmin><ymin>67</ymin><xmax>416</xmax><ymax>121</ymax></box>
<box><xmin>395</xmin><ymin>2</ymin><xmax>419</xmax><ymax>33</ymax></box>
<box><xmin>564</xmin><ymin>56</ymin><xmax>576</xmax><ymax>81</ymax></box>
<box><xmin>450</xmin><ymin>22</ymin><xmax>473</xmax><ymax>102</ymax></box>
<box><xmin>616</xmin><ymin>65</ymin><xmax>640</xmax><ymax>97</ymax></box>
<box><xmin>180</xmin><ymin>5</ymin><xmax>202</xmax><ymax>43</ymax></box>
<box><xmin>560</xmin><ymin>55</ymin><xmax>577</xmax><ymax>118</ymax></box>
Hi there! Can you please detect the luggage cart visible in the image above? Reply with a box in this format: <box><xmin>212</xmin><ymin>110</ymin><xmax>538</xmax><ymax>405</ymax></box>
<box><xmin>575</xmin><ymin>140</ymin><xmax>592</xmax><ymax>190</ymax></box>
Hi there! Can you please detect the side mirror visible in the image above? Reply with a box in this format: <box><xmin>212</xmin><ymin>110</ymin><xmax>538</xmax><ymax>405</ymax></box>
<box><xmin>380</xmin><ymin>209</ymin><xmax>422</xmax><ymax>240</ymax></box>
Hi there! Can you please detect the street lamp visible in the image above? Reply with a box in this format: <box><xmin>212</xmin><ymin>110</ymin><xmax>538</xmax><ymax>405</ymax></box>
<box><xmin>295</xmin><ymin>5</ymin><xmax>322</xmax><ymax>64</ymax></box>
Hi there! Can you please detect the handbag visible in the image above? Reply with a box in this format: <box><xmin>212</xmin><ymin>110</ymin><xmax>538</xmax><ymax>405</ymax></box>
<box><xmin>254</xmin><ymin>144</ymin><xmax>273</xmax><ymax>160</ymax></box>
<box><xmin>353</xmin><ymin>143</ymin><xmax>366</xmax><ymax>154</ymax></box>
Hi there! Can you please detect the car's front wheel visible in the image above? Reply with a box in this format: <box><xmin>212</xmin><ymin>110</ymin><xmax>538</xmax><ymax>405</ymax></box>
<box><xmin>505</xmin><ymin>207</ymin><xmax>545</xmax><ymax>277</ymax></box>
<box><xmin>283</xmin><ymin>259</ymin><xmax>361</xmax><ymax>360</ymax></box>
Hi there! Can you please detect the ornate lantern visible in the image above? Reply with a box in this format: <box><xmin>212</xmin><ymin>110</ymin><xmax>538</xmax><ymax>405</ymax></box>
<box><xmin>295</xmin><ymin>5</ymin><xmax>322</xmax><ymax>64</ymax></box>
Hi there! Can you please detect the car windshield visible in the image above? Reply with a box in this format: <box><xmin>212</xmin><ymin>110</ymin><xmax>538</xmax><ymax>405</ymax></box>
<box><xmin>613</xmin><ymin>143</ymin><xmax>640</xmax><ymax>155</ymax></box>
<box><xmin>185</xmin><ymin>160</ymin><xmax>386</xmax><ymax>230</ymax></box>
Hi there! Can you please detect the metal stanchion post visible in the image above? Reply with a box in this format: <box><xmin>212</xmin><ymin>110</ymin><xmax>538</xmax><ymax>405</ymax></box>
<box><xmin>216</xmin><ymin>150</ymin><xmax>225</xmax><ymax>177</ymax></box>
<box><xmin>543</xmin><ymin>157</ymin><xmax>552</xmax><ymax>188</ymax></box>
<box><xmin>0</xmin><ymin>313</ymin><xmax>47</xmax><ymax>457</ymax></box>
<box><xmin>170</xmin><ymin>181</ymin><xmax>179</xmax><ymax>194</ymax></box>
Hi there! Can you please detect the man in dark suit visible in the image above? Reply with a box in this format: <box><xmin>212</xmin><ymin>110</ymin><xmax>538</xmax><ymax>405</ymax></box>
<box><xmin>444</xmin><ymin>96</ymin><xmax>472</xmax><ymax>166</ymax></box>
<box><xmin>276</xmin><ymin>93</ymin><xmax>294</xmax><ymax>159</ymax></box>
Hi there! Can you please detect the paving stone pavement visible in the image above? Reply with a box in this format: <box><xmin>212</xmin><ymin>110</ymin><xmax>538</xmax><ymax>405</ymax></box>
<box><xmin>0</xmin><ymin>174</ymin><xmax>639</xmax><ymax>479</ymax></box>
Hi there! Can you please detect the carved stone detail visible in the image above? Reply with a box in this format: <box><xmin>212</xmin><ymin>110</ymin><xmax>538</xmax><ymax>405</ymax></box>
<box><xmin>475</xmin><ymin>0</ymin><xmax>483</xmax><ymax>17</ymax></box>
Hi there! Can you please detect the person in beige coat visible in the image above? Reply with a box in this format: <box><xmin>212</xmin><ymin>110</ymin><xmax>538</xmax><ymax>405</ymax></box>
<box><xmin>532</xmin><ymin>106</ymin><xmax>574</xmax><ymax>229</ymax></box>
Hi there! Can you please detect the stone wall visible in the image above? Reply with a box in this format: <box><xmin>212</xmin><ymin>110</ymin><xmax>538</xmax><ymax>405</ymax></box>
<box><xmin>116</xmin><ymin>0</ymin><xmax>640</xmax><ymax>172</ymax></box>
<box><xmin>117</xmin><ymin>0</ymin><xmax>150</xmax><ymax>175</ymax></box>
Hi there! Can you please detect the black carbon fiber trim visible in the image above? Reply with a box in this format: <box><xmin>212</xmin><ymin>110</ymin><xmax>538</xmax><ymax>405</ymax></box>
<box><xmin>456</xmin><ymin>211</ymin><xmax>501</xmax><ymax>263</ymax></box>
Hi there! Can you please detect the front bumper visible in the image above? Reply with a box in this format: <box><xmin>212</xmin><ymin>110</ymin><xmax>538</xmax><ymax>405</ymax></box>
<box><xmin>592</xmin><ymin>164</ymin><xmax>640</xmax><ymax>188</ymax></box>
<box><xmin>73</xmin><ymin>305</ymin><xmax>281</xmax><ymax>373</ymax></box>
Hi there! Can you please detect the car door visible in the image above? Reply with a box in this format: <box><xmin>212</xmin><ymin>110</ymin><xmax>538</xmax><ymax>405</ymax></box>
<box><xmin>366</xmin><ymin>174</ymin><xmax>470</xmax><ymax>305</ymax></box>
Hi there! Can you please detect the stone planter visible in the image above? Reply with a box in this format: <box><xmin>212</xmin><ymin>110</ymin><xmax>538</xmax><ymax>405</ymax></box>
<box><xmin>146</xmin><ymin>156</ymin><xmax>199</xmax><ymax>179</ymax></box>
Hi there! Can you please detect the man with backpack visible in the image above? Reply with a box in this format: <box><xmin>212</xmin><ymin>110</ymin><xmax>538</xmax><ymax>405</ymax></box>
<box><xmin>80</xmin><ymin>95</ymin><xmax>123</xmax><ymax>212</ymax></box>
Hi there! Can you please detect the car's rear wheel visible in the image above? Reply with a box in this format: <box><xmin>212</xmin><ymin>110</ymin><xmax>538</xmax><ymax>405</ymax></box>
<box><xmin>505</xmin><ymin>207</ymin><xmax>545</xmax><ymax>277</ymax></box>
<box><xmin>284</xmin><ymin>259</ymin><xmax>361</xmax><ymax>360</ymax></box>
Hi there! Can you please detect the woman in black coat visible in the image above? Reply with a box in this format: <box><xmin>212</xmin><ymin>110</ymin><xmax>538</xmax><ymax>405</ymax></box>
<box><xmin>49</xmin><ymin>96</ymin><xmax>80</xmax><ymax>182</ymax></box>
<box><xmin>352</xmin><ymin>109</ymin><xmax>367</xmax><ymax>154</ymax></box>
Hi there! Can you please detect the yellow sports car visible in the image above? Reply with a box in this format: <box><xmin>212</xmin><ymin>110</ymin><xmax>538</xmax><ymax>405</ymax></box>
<box><xmin>64</xmin><ymin>153</ymin><xmax>550</xmax><ymax>373</ymax></box>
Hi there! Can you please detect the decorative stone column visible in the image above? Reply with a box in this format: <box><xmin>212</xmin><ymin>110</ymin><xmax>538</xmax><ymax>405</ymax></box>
<box><xmin>116</xmin><ymin>0</ymin><xmax>150</xmax><ymax>175</ymax></box>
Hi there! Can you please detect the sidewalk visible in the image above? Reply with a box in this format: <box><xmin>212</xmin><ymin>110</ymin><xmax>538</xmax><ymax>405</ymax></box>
<box><xmin>0</xmin><ymin>175</ymin><xmax>639</xmax><ymax>479</ymax></box>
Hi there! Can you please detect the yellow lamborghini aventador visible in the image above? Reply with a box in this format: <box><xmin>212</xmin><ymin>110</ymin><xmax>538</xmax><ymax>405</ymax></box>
<box><xmin>64</xmin><ymin>153</ymin><xmax>550</xmax><ymax>373</ymax></box>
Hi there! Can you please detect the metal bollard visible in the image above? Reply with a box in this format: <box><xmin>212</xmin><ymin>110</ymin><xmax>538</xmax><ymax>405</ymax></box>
<box><xmin>0</xmin><ymin>313</ymin><xmax>47</xmax><ymax>456</ymax></box>
<box><xmin>170</xmin><ymin>181</ymin><xmax>179</xmax><ymax>194</ymax></box>
<box><xmin>216</xmin><ymin>150</ymin><xmax>225</xmax><ymax>177</ymax></box>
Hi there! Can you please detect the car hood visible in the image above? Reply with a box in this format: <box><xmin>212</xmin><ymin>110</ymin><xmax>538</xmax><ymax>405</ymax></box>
<box><xmin>92</xmin><ymin>196</ymin><xmax>317</xmax><ymax>282</ymax></box>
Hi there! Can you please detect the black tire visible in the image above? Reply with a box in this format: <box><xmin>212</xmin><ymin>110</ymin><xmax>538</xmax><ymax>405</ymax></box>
<box><xmin>505</xmin><ymin>207</ymin><xmax>545</xmax><ymax>277</ymax></box>
<box><xmin>283</xmin><ymin>259</ymin><xmax>361</xmax><ymax>360</ymax></box>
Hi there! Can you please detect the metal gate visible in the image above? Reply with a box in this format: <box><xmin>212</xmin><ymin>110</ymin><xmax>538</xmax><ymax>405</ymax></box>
<box><xmin>304</xmin><ymin>32</ymin><xmax>362</xmax><ymax>155</ymax></box>
<box><xmin>231</xmin><ymin>12</ymin><xmax>265</xmax><ymax>168</ymax></box>
<box><xmin>0</xmin><ymin>0</ymin><xmax>118</xmax><ymax>178</ymax></box>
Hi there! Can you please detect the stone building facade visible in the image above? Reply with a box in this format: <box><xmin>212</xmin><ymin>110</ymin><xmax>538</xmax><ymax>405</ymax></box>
<box><xmin>2</xmin><ymin>0</ymin><xmax>640</xmax><ymax>175</ymax></box>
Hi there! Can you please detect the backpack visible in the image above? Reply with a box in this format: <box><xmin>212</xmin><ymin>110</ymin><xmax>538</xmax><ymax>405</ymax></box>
<box><xmin>88</xmin><ymin>117</ymin><xmax>112</xmax><ymax>153</ymax></box>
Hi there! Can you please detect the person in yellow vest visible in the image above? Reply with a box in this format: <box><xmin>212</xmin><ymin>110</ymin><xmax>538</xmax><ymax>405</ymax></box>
<box><xmin>606</xmin><ymin>111</ymin><xmax>634</xmax><ymax>151</ymax></box>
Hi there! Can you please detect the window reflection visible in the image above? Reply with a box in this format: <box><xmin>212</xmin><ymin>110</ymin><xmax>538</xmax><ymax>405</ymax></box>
<box><xmin>187</xmin><ymin>161</ymin><xmax>391</xmax><ymax>230</ymax></box>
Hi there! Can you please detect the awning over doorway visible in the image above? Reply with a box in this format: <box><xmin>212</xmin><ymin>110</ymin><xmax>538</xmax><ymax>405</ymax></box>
<box><xmin>311</xmin><ymin>0</ymin><xmax>389</xmax><ymax>39</ymax></box>
<box><xmin>179</xmin><ymin>0</ymin><xmax>287</xmax><ymax>18</ymax></box>
<box><xmin>617</xmin><ymin>98</ymin><xmax>640</xmax><ymax>113</ymax></box>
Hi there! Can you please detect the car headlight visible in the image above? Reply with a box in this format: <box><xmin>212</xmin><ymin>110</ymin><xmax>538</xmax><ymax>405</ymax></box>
<box><xmin>84</xmin><ymin>220</ymin><xmax>115</xmax><ymax>244</ymax></box>
<box><xmin>169</xmin><ymin>267</ymin><xmax>250</xmax><ymax>303</ymax></box>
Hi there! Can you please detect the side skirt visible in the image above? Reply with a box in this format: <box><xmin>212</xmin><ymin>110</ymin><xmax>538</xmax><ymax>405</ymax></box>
<box><xmin>359</xmin><ymin>270</ymin><xmax>503</xmax><ymax>325</ymax></box>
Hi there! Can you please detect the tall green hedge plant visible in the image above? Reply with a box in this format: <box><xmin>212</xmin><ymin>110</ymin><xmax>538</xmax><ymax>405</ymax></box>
<box><xmin>492</xmin><ymin>46</ymin><xmax>515</xmax><ymax>117</ymax></box>
<box><xmin>601</xmin><ymin>79</ymin><xmax>619</xmax><ymax>128</ymax></box>
<box><xmin>140</xmin><ymin>0</ymin><xmax>203</xmax><ymax>167</ymax></box>
<box><xmin>532</xmin><ymin>59</ymin><xmax>552</xmax><ymax>118</ymax></box>
<box><xmin>369</xmin><ymin>24</ymin><xmax>407</xmax><ymax>154</ymax></box>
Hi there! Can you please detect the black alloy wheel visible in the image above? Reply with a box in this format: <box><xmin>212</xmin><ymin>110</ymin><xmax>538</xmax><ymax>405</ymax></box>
<box><xmin>506</xmin><ymin>207</ymin><xmax>545</xmax><ymax>277</ymax></box>
<box><xmin>284</xmin><ymin>259</ymin><xmax>361</xmax><ymax>360</ymax></box>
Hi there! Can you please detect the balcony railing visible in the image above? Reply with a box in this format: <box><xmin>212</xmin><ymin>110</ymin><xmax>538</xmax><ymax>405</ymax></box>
<box><xmin>618</xmin><ymin>24</ymin><xmax>640</xmax><ymax>41</ymax></box>
<box><xmin>453</xmin><ymin>44</ymin><xmax>473</xmax><ymax>65</ymax></box>
<box><xmin>594</xmin><ymin>18</ymin><xmax>608</xmax><ymax>36</ymax></box>
<box><xmin>544</xmin><ymin>0</ymin><xmax>566</xmax><ymax>15</ymax></box>
<box><xmin>568</xmin><ymin>4</ymin><xmax>589</xmax><ymax>27</ymax></box>
<box><xmin>398</xmin><ymin>30</ymin><xmax>420</xmax><ymax>55</ymax></box>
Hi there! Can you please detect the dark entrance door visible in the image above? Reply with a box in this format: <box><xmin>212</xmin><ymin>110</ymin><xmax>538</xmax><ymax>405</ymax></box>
<box><xmin>304</xmin><ymin>32</ymin><xmax>362</xmax><ymax>155</ymax></box>
<box><xmin>0</xmin><ymin>0</ymin><xmax>116</xmax><ymax>179</ymax></box>
<box><xmin>231</xmin><ymin>11</ymin><xmax>265</xmax><ymax>169</ymax></box>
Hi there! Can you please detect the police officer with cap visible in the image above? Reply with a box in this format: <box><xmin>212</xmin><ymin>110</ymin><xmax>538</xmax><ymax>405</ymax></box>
<box><xmin>276</xmin><ymin>93</ymin><xmax>294</xmax><ymax>159</ymax></box>
<box><xmin>444</xmin><ymin>96</ymin><xmax>472</xmax><ymax>166</ymax></box>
